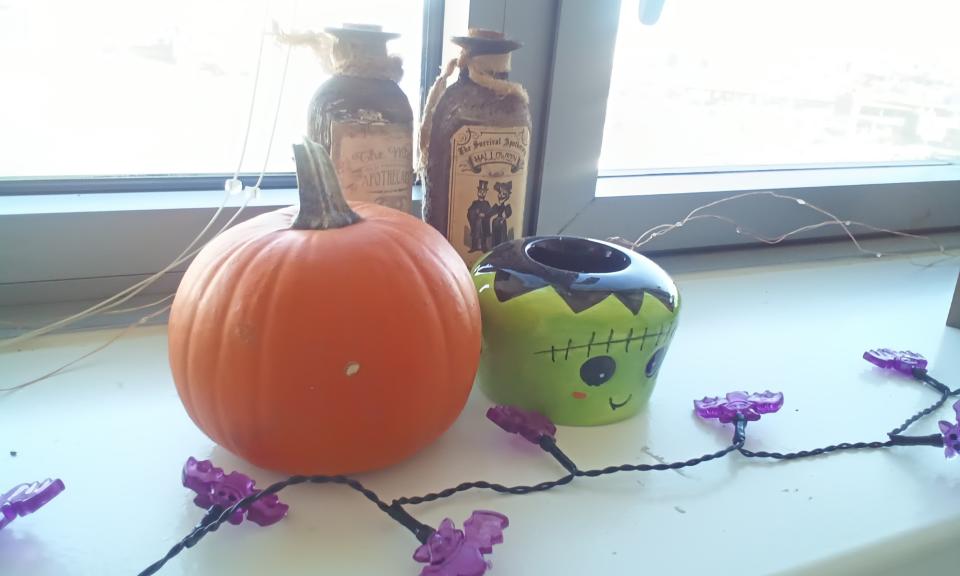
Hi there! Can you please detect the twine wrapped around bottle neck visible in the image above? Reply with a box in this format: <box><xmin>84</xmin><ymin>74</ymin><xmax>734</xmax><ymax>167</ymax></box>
<box><xmin>330</xmin><ymin>40</ymin><xmax>403</xmax><ymax>82</ymax></box>
<box><xmin>275</xmin><ymin>24</ymin><xmax>403</xmax><ymax>82</ymax></box>
<box><xmin>417</xmin><ymin>50</ymin><xmax>528</xmax><ymax>176</ymax></box>
<box><xmin>464</xmin><ymin>53</ymin><xmax>527</xmax><ymax>100</ymax></box>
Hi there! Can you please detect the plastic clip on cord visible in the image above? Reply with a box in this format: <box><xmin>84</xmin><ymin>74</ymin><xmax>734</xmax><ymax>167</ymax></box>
<box><xmin>130</xmin><ymin>348</ymin><xmax>956</xmax><ymax>575</ymax></box>
<box><xmin>182</xmin><ymin>457</ymin><xmax>289</xmax><ymax>526</ymax></box>
<box><xmin>1</xmin><ymin>478</ymin><xmax>65</xmax><ymax>530</ymax></box>
<box><xmin>863</xmin><ymin>348</ymin><xmax>960</xmax><ymax>455</ymax></box>
<box><xmin>486</xmin><ymin>405</ymin><xmax>579</xmax><ymax>473</ymax></box>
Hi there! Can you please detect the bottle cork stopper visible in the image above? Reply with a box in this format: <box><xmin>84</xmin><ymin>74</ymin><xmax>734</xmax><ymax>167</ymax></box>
<box><xmin>325</xmin><ymin>23</ymin><xmax>400</xmax><ymax>43</ymax></box>
<box><xmin>451</xmin><ymin>28</ymin><xmax>522</xmax><ymax>55</ymax></box>
<box><xmin>468</xmin><ymin>28</ymin><xmax>506</xmax><ymax>40</ymax></box>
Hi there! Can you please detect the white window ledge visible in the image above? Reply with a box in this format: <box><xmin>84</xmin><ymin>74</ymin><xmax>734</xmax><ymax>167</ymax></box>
<box><xmin>0</xmin><ymin>189</ymin><xmax>299</xmax><ymax>216</ymax></box>
<box><xmin>2</xmin><ymin>250</ymin><xmax>959</xmax><ymax>575</ymax></box>
<box><xmin>0</xmin><ymin>184</ymin><xmax>426</xmax><ymax>216</ymax></box>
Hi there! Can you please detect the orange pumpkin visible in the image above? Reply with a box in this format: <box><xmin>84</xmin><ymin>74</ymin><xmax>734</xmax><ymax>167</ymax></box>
<box><xmin>168</xmin><ymin>138</ymin><xmax>481</xmax><ymax>475</ymax></box>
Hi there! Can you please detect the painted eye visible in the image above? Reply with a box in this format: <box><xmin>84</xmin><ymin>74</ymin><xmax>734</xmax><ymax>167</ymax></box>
<box><xmin>646</xmin><ymin>348</ymin><xmax>665</xmax><ymax>378</ymax></box>
<box><xmin>580</xmin><ymin>355</ymin><xmax>616</xmax><ymax>386</ymax></box>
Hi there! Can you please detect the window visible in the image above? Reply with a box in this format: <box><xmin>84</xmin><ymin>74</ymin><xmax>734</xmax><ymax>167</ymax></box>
<box><xmin>601</xmin><ymin>0</ymin><xmax>960</xmax><ymax>172</ymax></box>
<box><xmin>535</xmin><ymin>0</ymin><xmax>960</xmax><ymax>249</ymax></box>
<box><xmin>0</xmin><ymin>0</ymin><xmax>438</xmax><ymax>306</ymax></box>
<box><xmin>3</xmin><ymin>0</ymin><xmax>958</xmax><ymax>308</ymax></box>
<box><xmin>0</xmin><ymin>0</ymin><xmax>426</xmax><ymax>179</ymax></box>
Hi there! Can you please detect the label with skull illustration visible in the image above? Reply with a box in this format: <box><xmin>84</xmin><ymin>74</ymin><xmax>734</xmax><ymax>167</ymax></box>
<box><xmin>447</xmin><ymin>125</ymin><xmax>529</xmax><ymax>267</ymax></box>
<box><xmin>330</xmin><ymin>121</ymin><xmax>413</xmax><ymax>212</ymax></box>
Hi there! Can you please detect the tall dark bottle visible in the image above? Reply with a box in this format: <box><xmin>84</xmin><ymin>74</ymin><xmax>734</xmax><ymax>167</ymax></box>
<box><xmin>308</xmin><ymin>24</ymin><xmax>413</xmax><ymax>212</ymax></box>
<box><xmin>421</xmin><ymin>29</ymin><xmax>531</xmax><ymax>267</ymax></box>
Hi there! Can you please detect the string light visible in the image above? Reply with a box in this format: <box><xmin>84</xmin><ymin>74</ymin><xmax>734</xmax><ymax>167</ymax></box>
<box><xmin>608</xmin><ymin>190</ymin><xmax>948</xmax><ymax>258</ymax></box>
<box><xmin>6</xmin><ymin>352</ymin><xmax>956</xmax><ymax>574</ymax></box>
<box><xmin>130</xmin><ymin>351</ymin><xmax>957</xmax><ymax>575</ymax></box>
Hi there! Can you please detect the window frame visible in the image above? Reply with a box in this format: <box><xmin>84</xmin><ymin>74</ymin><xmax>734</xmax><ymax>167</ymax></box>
<box><xmin>535</xmin><ymin>0</ymin><xmax>960</xmax><ymax>250</ymax></box>
<box><xmin>3</xmin><ymin>0</ymin><xmax>959</xmax><ymax>310</ymax></box>
<box><xmin>0</xmin><ymin>1</ymin><xmax>444</xmax><ymax>307</ymax></box>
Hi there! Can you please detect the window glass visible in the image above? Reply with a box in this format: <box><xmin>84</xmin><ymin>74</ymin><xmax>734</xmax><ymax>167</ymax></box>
<box><xmin>600</xmin><ymin>0</ymin><xmax>960</xmax><ymax>172</ymax></box>
<box><xmin>0</xmin><ymin>0</ymin><xmax>424</xmax><ymax>177</ymax></box>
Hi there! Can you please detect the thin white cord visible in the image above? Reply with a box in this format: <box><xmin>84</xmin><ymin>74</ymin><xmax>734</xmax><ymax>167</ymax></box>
<box><xmin>104</xmin><ymin>294</ymin><xmax>176</xmax><ymax>315</ymax></box>
<box><xmin>0</xmin><ymin>3</ymin><xmax>299</xmax><ymax>393</ymax></box>
<box><xmin>0</xmin><ymin>3</ymin><xmax>285</xmax><ymax>352</ymax></box>
<box><xmin>0</xmin><ymin>191</ymin><xmax>234</xmax><ymax>350</ymax></box>
<box><xmin>1</xmin><ymin>304</ymin><xmax>172</xmax><ymax>393</ymax></box>
<box><xmin>234</xmin><ymin>12</ymin><xmax>270</xmax><ymax>179</ymax></box>
<box><xmin>612</xmin><ymin>190</ymin><xmax>947</xmax><ymax>257</ymax></box>
<box><xmin>254</xmin><ymin>42</ymin><xmax>295</xmax><ymax>189</ymax></box>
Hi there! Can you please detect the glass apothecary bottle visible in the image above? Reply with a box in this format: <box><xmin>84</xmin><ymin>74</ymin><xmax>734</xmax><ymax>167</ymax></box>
<box><xmin>308</xmin><ymin>24</ymin><xmax>413</xmax><ymax>212</ymax></box>
<box><xmin>421</xmin><ymin>29</ymin><xmax>531</xmax><ymax>267</ymax></box>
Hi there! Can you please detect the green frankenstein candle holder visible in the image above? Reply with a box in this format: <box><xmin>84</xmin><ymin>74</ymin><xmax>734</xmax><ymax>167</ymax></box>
<box><xmin>472</xmin><ymin>236</ymin><xmax>680</xmax><ymax>426</ymax></box>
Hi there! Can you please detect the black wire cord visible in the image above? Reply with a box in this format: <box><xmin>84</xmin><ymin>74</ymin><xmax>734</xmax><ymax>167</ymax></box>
<box><xmin>888</xmin><ymin>370</ymin><xmax>959</xmax><ymax>437</ymax></box>
<box><xmin>739</xmin><ymin>440</ymin><xmax>896</xmax><ymax>460</ymax></box>
<box><xmin>138</xmin><ymin>475</ymin><xmax>424</xmax><ymax>576</ymax></box>
<box><xmin>138</xmin><ymin>423</ymin><xmax>747</xmax><ymax>575</ymax></box>
<box><xmin>738</xmin><ymin>370</ymin><xmax>957</xmax><ymax>460</ymax></box>
<box><xmin>394</xmin><ymin>438</ymin><xmax>745</xmax><ymax>506</ymax></box>
<box><xmin>139</xmin><ymin>371</ymin><xmax>956</xmax><ymax>575</ymax></box>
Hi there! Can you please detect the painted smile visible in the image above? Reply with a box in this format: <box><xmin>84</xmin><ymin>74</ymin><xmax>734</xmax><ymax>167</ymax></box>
<box><xmin>609</xmin><ymin>394</ymin><xmax>633</xmax><ymax>411</ymax></box>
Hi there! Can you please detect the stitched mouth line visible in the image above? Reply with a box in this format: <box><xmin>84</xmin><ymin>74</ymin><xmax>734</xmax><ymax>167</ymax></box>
<box><xmin>609</xmin><ymin>394</ymin><xmax>633</xmax><ymax>411</ymax></box>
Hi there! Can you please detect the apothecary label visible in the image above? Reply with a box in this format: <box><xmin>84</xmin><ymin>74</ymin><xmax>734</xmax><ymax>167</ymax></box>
<box><xmin>330</xmin><ymin>121</ymin><xmax>413</xmax><ymax>212</ymax></box>
<box><xmin>448</xmin><ymin>125</ymin><xmax>529</xmax><ymax>267</ymax></box>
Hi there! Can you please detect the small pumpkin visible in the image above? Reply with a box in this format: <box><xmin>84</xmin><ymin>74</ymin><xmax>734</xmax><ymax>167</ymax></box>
<box><xmin>168</xmin><ymin>138</ymin><xmax>481</xmax><ymax>475</ymax></box>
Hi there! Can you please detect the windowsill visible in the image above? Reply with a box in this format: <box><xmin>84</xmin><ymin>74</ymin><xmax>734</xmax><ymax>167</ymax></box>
<box><xmin>2</xmin><ymin>249</ymin><xmax>958</xmax><ymax>575</ymax></box>
<box><xmin>0</xmin><ymin>185</ymin><xmax>425</xmax><ymax>216</ymax></box>
<box><xmin>0</xmin><ymin>189</ymin><xmax>299</xmax><ymax>215</ymax></box>
<box><xmin>0</xmin><ymin>186</ymin><xmax>424</xmax><ymax>306</ymax></box>
<box><xmin>596</xmin><ymin>164</ymin><xmax>960</xmax><ymax>197</ymax></box>
<box><xmin>3</xmin><ymin>230</ymin><xmax>958</xmax><ymax>336</ymax></box>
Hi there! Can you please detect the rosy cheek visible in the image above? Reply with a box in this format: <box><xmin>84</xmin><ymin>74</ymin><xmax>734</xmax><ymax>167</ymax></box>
<box><xmin>572</xmin><ymin>391</ymin><xmax>587</xmax><ymax>400</ymax></box>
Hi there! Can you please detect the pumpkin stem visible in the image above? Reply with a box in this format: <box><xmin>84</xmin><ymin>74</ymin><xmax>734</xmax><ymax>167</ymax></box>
<box><xmin>291</xmin><ymin>137</ymin><xmax>362</xmax><ymax>230</ymax></box>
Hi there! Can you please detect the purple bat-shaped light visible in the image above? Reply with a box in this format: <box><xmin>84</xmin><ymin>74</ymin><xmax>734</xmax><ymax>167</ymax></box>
<box><xmin>863</xmin><ymin>348</ymin><xmax>928</xmax><ymax>376</ymax></box>
<box><xmin>1</xmin><ymin>478</ymin><xmax>65</xmax><ymax>530</ymax></box>
<box><xmin>182</xmin><ymin>457</ymin><xmax>288</xmax><ymax>526</ymax></box>
<box><xmin>486</xmin><ymin>405</ymin><xmax>556</xmax><ymax>443</ymax></box>
<box><xmin>413</xmin><ymin>510</ymin><xmax>509</xmax><ymax>576</ymax></box>
<box><xmin>694</xmin><ymin>391</ymin><xmax>784</xmax><ymax>423</ymax></box>
<box><xmin>939</xmin><ymin>399</ymin><xmax>960</xmax><ymax>459</ymax></box>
